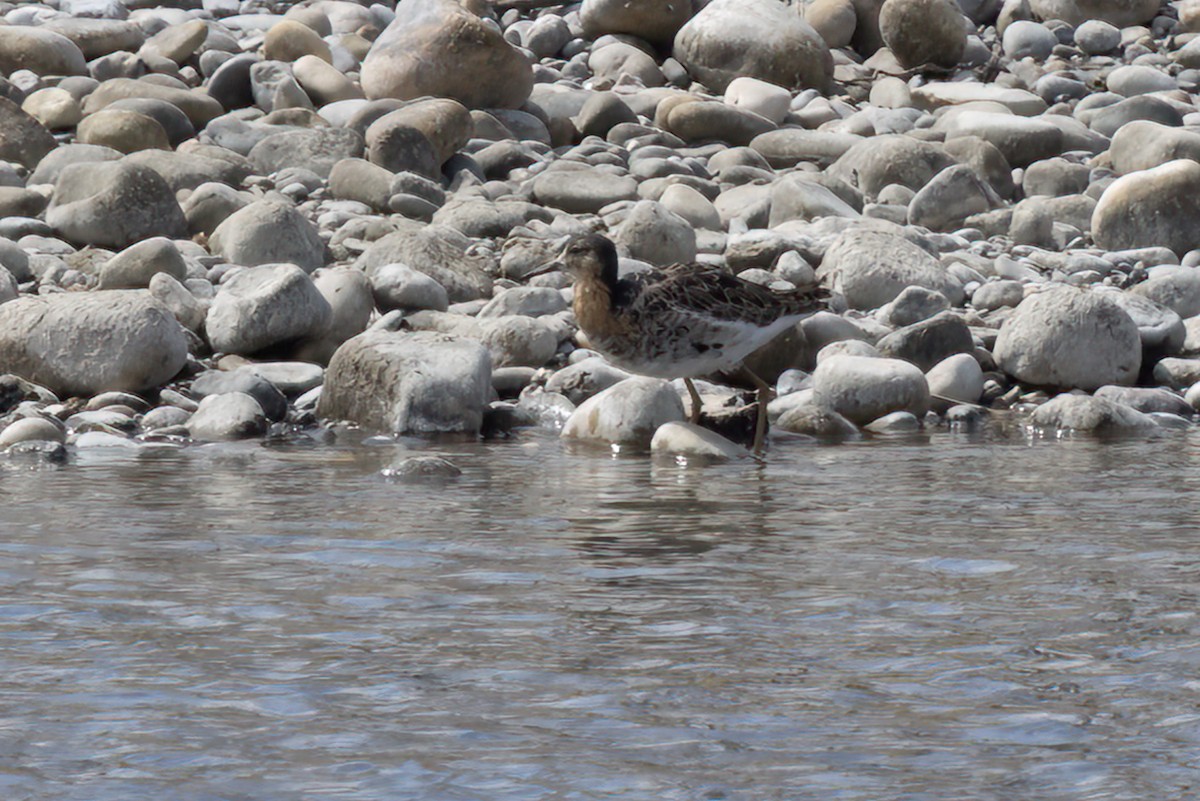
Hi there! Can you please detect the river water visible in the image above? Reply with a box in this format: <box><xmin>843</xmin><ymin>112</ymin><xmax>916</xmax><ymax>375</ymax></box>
<box><xmin>1</xmin><ymin>424</ymin><xmax>1198</xmax><ymax>800</ymax></box>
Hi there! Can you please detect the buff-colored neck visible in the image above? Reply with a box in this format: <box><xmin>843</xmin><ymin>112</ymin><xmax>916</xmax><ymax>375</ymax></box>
<box><xmin>573</xmin><ymin>274</ymin><xmax>622</xmax><ymax>338</ymax></box>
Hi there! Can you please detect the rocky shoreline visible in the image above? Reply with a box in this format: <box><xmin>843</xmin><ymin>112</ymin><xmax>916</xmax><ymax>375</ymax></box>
<box><xmin>1</xmin><ymin>0</ymin><xmax>1199</xmax><ymax>463</ymax></box>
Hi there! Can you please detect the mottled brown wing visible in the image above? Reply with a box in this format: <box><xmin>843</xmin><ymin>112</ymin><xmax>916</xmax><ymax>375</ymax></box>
<box><xmin>621</xmin><ymin>263</ymin><xmax>824</xmax><ymax>326</ymax></box>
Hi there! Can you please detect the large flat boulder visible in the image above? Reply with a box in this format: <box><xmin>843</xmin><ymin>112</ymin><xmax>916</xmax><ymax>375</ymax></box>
<box><xmin>0</xmin><ymin>292</ymin><xmax>187</xmax><ymax>398</ymax></box>
<box><xmin>673</xmin><ymin>0</ymin><xmax>832</xmax><ymax>94</ymax></box>
<box><xmin>318</xmin><ymin>330</ymin><xmax>492</xmax><ymax>434</ymax></box>
<box><xmin>361</xmin><ymin>0</ymin><xmax>533</xmax><ymax>109</ymax></box>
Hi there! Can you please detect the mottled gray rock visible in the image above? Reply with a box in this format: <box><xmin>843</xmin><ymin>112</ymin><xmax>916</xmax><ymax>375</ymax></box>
<box><xmin>122</xmin><ymin>147</ymin><xmax>252</xmax><ymax>194</ymax></box>
<box><xmin>1028</xmin><ymin>0</ymin><xmax>1157</xmax><ymax>26</ymax></box>
<box><xmin>582</xmin><ymin>0</ymin><xmax>692</xmax><ymax>46</ymax></box>
<box><xmin>22</xmin><ymin>87</ymin><xmax>82</xmax><ymax>131</ymax></box>
<box><xmin>588</xmin><ymin>41</ymin><xmax>667</xmax><ymax>87</ymax></box>
<box><xmin>28</xmin><ymin>143</ymin><xmax>121</xmax><ymax>186</ymax></box>
<box><xmin>209</xmin><ymin>201</ymin><xmax>325</xmax><ymax>274</ymax></box>
<box><xmin>1074</xmin><ymin>19</ymin><xmax>1120</xmax><ymax>54</ymax></box>
<box><xmin>775</xmin><ymin>400</ymin><xmax>860</xmax><ymax>437</ymax></box>
<box><xmin>972</xmin><ymin>279</ymin><xmax>1025</xmax><ymax>311</ymax></box>
<box><xmin>751</xmin><ymin>129</ymin><xmax>862</xmax><ymax>169</ymax></box>
<box><xmin>205</xmin><ymin>264</ymin><xmax>332</xmax><ymax>356</ymax></box>
<box><xmin>368</xmin><ymin>98</ymin><xmax>472</xmax><ymax>167</ymax></box>
<box><xmin>0</xmin><ymin>417</ymin><xmax>66</xmax><ymax>447</ymax></box>
<box><xmin>431</xmin><ymin>197</ymin><xmax>553</xmax><ymax>239</ymax></box>
<box><xmin>1108</xmin><ymin>122</ymin><xmax>1200</xmax><ymax>176</ymax></box>
<box><xmin>0</xmin><ymin>26</ymin><xmax>87</xmax><ymax>76</ymax></box>
<box><xmin>293</xmin><ymin>268</ymin><xmax>375</xmax><ymax>365</ymax></box>
<box><xmin>192</xmin><ymin>367</ymin><xmax>288</xmax><ymax>421</ymax></box>
<box><xmin>1130</xmin><ymin>268</ymin><xmax>1200</xmax><ymax>319</ymax></box>
<box><xmin>250</xmin><ymin>61</ymin><xmax>313</xmax><ymax>113</ymax></box>
<box><xmin>878</xmin><ymin>286</ymin><xmax>950</xmax><ymax>327</ymax></box>
<box><xmin>612</xmin><ymin>201</ymin><xmax>697</xmax><ymax>267</ymax></box>
<box><xmin>318</xmin><ymin>330</ymin><xmax>492</xmax><ymax>434</ymax></box>
<box><xmin>908</xmin><ymin>164</ymin><xmax>996</xmax><ymax>231</ymax></box>
<box><xmin>0</xmin><ymin>264</ymin><xmax>15</xmax><ymax>304</ymax></box>
<box><xmin>768</xmin><ymin>174</ymin><xmax>861</xmax><ymax>226</ymax></box>
<box><xmin>370</xmin><ymin>262</ymin><xmax>450</xmax><ymax>312</ymax></box>
<box><xmin>544</xmin><ymin>356</ymin><xmax>632</xmax><ymax>405</ymax></box>
<box><xmin>660</xmin><ymin>184</ymin><xmax>722</xmax><ymax>231</ymax></box>
<box><xmin>142</xmin><ymin>405</ymin><xmax>191</xmax><ymax>431</ymax></box>
<box><xmin>294</xmin><ymin>54</ymin><xmax>363</xmax><ymax>105</ymax></box>
<box><xmin>522</xmin><ymin>14</ymin><xmax>572</xmax><ymax>58</ymax></box>
<box><xmin>83</xmin><ymin>78</ymin><xmax>224</xmax><ymax>129</ymax></box>
<box><xmin>478</xmin><ymin>287</ymin><xmax>568</xmax><ymax>319</ymax></box>
<box><xmin>354</xmin><ymin>221</ymin><xmax>494</xmax><ymax>302</ymax></box>
<box><xmin>829</xmin><ymin>134</ymin><xmax>955</xmax><ymax>199</ymax></box>
<box><xmin>532</xmin><ymin>168</ymin><xmax>638</xmax><ymax>214</ymax></box>
<box><xmin>248</xmin><ymin>127</ymin><xmax>364</xmax><ymax>180</ymax></box>
<box><xmin>0</xmin><ymin>97</ymin><xmax>58</xmax><ymax>170</ymax></box>
<box><xmin>864</xmin><ymin>410</ymin><xmax>921</xmax><ymax>433</ymax></box>
<box><xmin>186</xmin><ymin>393</ymin><xmax>268</xmax><ymax>441</ymax></box>
<box><xmin>1029</xmin><ymin>394</ymin><xmax>1157</xmax><ymax>433</ymax></box>
<box><xmin>925</xmin><ymin>353</ymin><xmax>984</xmax><ymax>403</ymax></box>
<box><xmin>77</xmin><ymin>108</ymin><xmax>170</xmax><ymax>154</ymax></box>
<box><xmin>805</xmin><ymin>0</ymin><xmax>858</xmax><ymax>49</ymax></box>
<box><xmin>880</xmin><ymin>0</ymin><xmax>966</xmax><ymax>69</ymax></box>
<box><xmin>1089</xmin><ymin>95</ymin><xmax>1182</xmax><ymax>139</ymax></box>
<box><xmin>1107</xmin><ymin>65</ymin><xmax>1176</xmax><ymax>97</ymax></box>
<box><xmin>876</xmin><ymin>312</ymin><xmax>974</xmax><ymax>371</ymax></box>
<box><xmin>1151</xmin><ymin>357</ymin><xmax>1200</xmax><ymax>390</ymax></box>
<box><xmin>362</xmin><ymin>0</ymin><xmax>533</xmax><ymax>109</ymax></box>
<box><xmin>1002</xmin><ymin>20</ymin><xmax>1056</xmax><ymax>60</ymax></box>
<box><xmin>1093</xmin><ymin>160</ymin><xmax>1200</xmax><ymax>256</ymax></box>
<box><xmin>46</xmin><ymin>160</ymin><xmax>186</xmax><ymax>248</ymax></box>
<box><xmin>673</xmin><ymin>0</ymin><xmax>833</xmax><ymax>93</ymax></box>
<box><xmin>651</xmin><ymin>421</ymin><xmax>749</xmax><ymax>460</ymax></box>
<box><xmin>382</xmin><ymin>455</ymin><xmax>463</xmax><ymax>480</ymax></box>
<box><xmin>0</xmin><ymin>291</ymin><xmax>187</xmax><ymax>397</ymax></box>
<box><xmin>812</xmin><ymin>355</ymin><xmax>931</xmax><ymax>424</ymax></box>
<box><xmin>42</xmin><ymin>18</ymin><xmax>145</xmax><ymax>61</ymax></box>
<box><xmin>0</xmin><ymin>240</ymin><xmax>29</xmax><ymax>284</ymax></box>
<box><xmin>724</xmin><ymin>77</ymin><xmax>792</xmax><ymax>125</ymax></box>
<box><xmin>940</xmin><ymin>111</ymin><xmax>1064</xmax><ymax>167</ymax></box>
<box><xmin>148</xmin><ymin>272</ymin><xmax>207</xmax><ymax>333</ymax></box>
<box><xmin>561</xmin><ymin>376</ymin><xmax>685</xmax><ymax>446</ymax></box>
<box><xmin>99</xmin><ymin>237</ymin><xmax>187</xmax><ymax>290</ymax></box>
<box><xmin>819</xmin><ymin>229</ymin><xmax>964</xmax><ymax>309</ymax></box>
<box><xmin>263</xmin><ymin>18</ymin><xmax>331</xmax><ymax>63</ymax></box>
<box><xmin>182</xmin><ymin>182</ymin><xmax>252</xmax><ymax>237</ymax></box>
<box><xmin>663</xmin><ymin>100</ymin><xmax>776</xmax><ymax>147</ymax></box>
<box><xmin>1094</xmin><ymin>385</ymin><xmax>1193</xmax><ymax>416</ymax></box>
<box><xmin>479</xmin><ymin>316</ymin><xmax>558</xmax><ymax>368</ymax></box>
<box><xmin>328</xmin><ymin>158</ymin><xmax>394</xmax><ymax>211</ymax></box>
<box><xmin>994</xmin><ymin>286</ymin><xmax>1141</xmax><ymax>390</ymax></box>
<box><xmin>1107</xmin><ymin>291</ymin><xmax>1185</xmax><ymax>353</ymax></box>
<box><xmin>107</xmin><ymin>98</ymin><xmax>195</xmax><ymax>147</ymax></box>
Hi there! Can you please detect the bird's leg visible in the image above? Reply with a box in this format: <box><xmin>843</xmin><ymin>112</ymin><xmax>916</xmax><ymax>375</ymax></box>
<box><xmin>684</xmin><ymin>377</ymin><xmax>702</xmax><ymax>425</ymax></box>
<box><xmin>741</xmin><ymin>366</ymin><xmax>774</xmax><ymax>457</ymax></box>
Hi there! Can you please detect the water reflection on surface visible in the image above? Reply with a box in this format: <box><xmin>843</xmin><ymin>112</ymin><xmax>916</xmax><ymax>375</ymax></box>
<box><xmin>1</xmin><ymin>427</ymin><xmax>1199</xmax><ymax>800</ymax></box>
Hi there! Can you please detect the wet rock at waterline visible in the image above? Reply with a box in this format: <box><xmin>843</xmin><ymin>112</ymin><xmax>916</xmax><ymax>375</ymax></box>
<box><xmin>319</xmin><ymin>331</ymin><xmax>492</xmax><ymax>435</ymax></box>
<box><xmin>561</xmin><ymin>377</ymin><xmax>686</xmax><ymax>447</ymax></box>
<box><xmin>994</xmin><ymin>287</ymin><xmax>1142</xmax><ymax>391</ymax></box>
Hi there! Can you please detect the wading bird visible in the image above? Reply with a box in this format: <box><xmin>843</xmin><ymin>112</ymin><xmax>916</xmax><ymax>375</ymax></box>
<box><xmin>543</xmin><ymin>233</ymin><xmax>824</xmax><ymax>456</ymax></box>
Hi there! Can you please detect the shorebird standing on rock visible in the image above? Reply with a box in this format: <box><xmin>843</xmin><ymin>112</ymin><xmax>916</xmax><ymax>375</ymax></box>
<box><xmin>540</xmin><ymin>233</ymin><xmax>825</xmax><ymax>456</ymax></box>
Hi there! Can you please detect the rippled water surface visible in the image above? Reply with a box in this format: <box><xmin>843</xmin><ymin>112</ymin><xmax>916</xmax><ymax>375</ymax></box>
<box><xmin>3</xmin><ymin>427</ymin><xmax>1200</xmax><ymax>800</ymax></box>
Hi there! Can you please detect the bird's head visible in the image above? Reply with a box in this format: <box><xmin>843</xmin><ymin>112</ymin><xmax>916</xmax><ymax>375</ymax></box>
<box><xmin>558</xmin><ymin>234</ymin><xmax>619</xmax><ymax>288</ymax></box>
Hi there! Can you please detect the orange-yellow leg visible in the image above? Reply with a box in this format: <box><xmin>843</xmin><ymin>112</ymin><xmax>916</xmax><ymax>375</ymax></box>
<box><xmin>684</xmin><ymin>377</ymin><xmax>702</xmax><ymax>425</ymax></box>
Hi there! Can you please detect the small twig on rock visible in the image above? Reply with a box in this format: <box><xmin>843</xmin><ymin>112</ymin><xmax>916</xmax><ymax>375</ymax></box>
<box><xmin>489</xmin><ymin>0</ymin><xmax>570</xmax><ymax>11</ymax></box>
